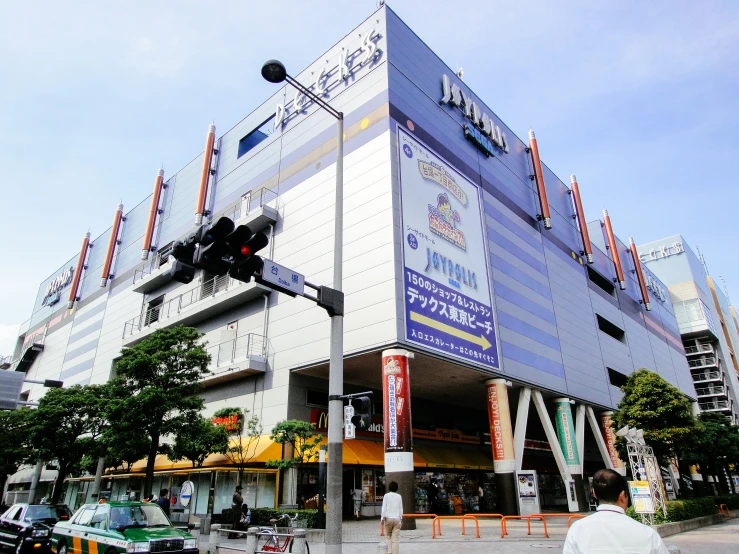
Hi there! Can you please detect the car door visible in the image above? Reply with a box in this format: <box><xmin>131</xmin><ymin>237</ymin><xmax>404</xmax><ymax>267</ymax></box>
<box><xmin>0</xmin><ymin>506</ymin><xmax>23</xmax><ymax>548</ymax></box>
<box><xmin>68</xmin><ymin>506</ymin><xmax>96</xmax><ymax>554</ymax></box>
<box><xmin>83</xmin><ymin>506</ymin><xmax>110</xmax><ymax>554</ymax></box>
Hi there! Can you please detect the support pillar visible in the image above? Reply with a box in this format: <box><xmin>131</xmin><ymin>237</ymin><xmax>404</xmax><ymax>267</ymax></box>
<box><xmin>486</xmin><ymin>379</ymin><xmax>517</xmax><ymax>515</ymax></box>
<box><xmin>28</xmin><ymin>461</ymin><xmax>43</xmax><ymax>504</ymax></box>
<box><xmin>553</xmin><ymin>398</ymin><xmax>587</xmax><ymax>512</ymax></box>
<box><xmin>91</xmin><ymin>457</ymin><xmax>105</xmax><ymax>501</ymax></box>
<box><xmin>599</xmin><ymin>412</ymin><xmax>626</xmax><ymax>475</ymax></box>
<box><xmin>382</xmin><ymin>349</ymin><xmax>415</xmax><ymax>530</ymax></box>
<box><xmin>513</xmin><ymin>388</ymin><xmax>531</xmax><ymax>471</ymax></box>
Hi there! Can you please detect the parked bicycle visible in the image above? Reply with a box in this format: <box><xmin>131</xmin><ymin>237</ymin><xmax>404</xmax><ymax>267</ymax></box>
<box><xmin>256</xmin><ymin>513</ymin><xmax>309</xmax><ymax>553</ymax></box>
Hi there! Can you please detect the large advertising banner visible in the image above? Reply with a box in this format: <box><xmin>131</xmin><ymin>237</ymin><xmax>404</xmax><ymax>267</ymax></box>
<box><xmin>486</xmin><ymin>379</ymin><xmax>515</xmax><ymax>473</ymax></box>
<box><xmin>398</xmin><ymin>127</ymin><xmax>499</xmax><ymax>369</ymax></box>
<box><xmin>382</xmin><ymin>349</ymin><xmax>414</xmax><ymax>472</ymax></box>
<box><xmin>554</xmin><ymin>399</ymin><xmax>580</xmax><ymax>468</ymax></box>
<box><xmin>600</xmin><ymin>411</ymin><xmax>626</xmax><ymax>475</ymax></box>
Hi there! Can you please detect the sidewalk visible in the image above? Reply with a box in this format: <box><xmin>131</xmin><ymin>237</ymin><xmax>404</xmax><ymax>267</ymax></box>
<box><xmin>665</xmin><ymin>517</ymin><xmax>739</xmax><ymax>554</ymax></box>
<box><xmin>208</xmin><ymin>516</ymin><xmax>571</xmax><ymax>553</ymax></box>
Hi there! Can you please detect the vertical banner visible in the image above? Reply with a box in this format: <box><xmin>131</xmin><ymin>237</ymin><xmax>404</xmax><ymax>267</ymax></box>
<box><xmin>397</xmin><ymin>127</ymin><xmax>499</xmax><ymax>370</ymax></box>
<box><xmin>554</xmin><ymin>399</ymin><xmax>580</xmax><ymax>468</ymax></box>
<box><xmin>600</xmin><ymin>412</ymin><xmax>626</xmax><ymax>475</ymax></box>
<box><xmin>382</xmin><ymin>349</ymin><xmax>414</xmax><ymax>472</ymax></box>
<box><xmin>486</xmin><ymin>379</ymin><xmax>515</xmax><ymax>472</ymax></box>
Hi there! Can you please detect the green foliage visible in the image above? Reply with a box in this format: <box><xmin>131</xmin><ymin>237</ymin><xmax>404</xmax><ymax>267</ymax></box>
<box><xmin>680</xmin><ymin>412</ymin><xmax>739</xmax><ymax>492</ymax></box>
<box><xmin>169</xmin><ymin>413</ymin><xmax>229</xmax><ymax>468</ymax></box>
<box><xmin>219</xmin><ymin>407</ymin><xmax>263</xmax><ymax>486</ymax></box>
<box><xmin>611</xmin><ymin>369</ymin><xmax>696</xmax><ymax>465</ymax></box>
<box><xmin>213</xmin><ymin>407</ymin><xmax>243</xmax><ymax>418</ymax></box>
<box><xmin>28</xmin><ymin>384</ymin><xmax>109</xmax><ymax>503</ymax></box>
<box><xmin>0</xmin><ymin>409</ymin><xmax>35</xmax><ymax>496</ymax></box>
<box><xmin>218</xmin><ymin>508</ymin><xmax>317</xmax><ymax>528</ymax></box>
<box><xmin>626</xmin><ymin>497</ymin><xmax>717</xmax><ymax>523</ymax></box>
<box><xmin>714</xmin><ymin>495</ymin><xmax>739</xmax><ymax>510</ymax></box>
<box><xmin>266</xmin><ymin>420</ymin><xmax>321</xmax><ymax>470</ymax></box>
<box><xmin>106</xmin><ymin>326</ymin><xmax>211</xmax><ymax>495</ymax></box>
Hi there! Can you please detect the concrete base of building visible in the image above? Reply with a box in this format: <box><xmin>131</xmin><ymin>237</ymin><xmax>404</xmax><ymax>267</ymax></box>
<box><xmin>494</xmin><ymin>471</ymin><xmax>517</xmax><ymax>515</ymax></box>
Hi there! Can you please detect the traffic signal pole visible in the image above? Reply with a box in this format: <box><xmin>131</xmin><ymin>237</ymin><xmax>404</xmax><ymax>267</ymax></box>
<box><xmin>326</xmin><ymin>115</ymin><xmax>344</xmax><ymax>554</ymax></box>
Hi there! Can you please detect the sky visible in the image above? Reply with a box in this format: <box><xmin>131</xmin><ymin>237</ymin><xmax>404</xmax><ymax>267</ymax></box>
<box><xmin>1</xmin><ymin>0</ymin><xmax>738</xmax><ymax>356</ymax></box>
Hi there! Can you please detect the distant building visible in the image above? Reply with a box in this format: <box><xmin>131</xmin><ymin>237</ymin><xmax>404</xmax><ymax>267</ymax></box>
<box><xmin>637</xmin><ymin>235</ymin><xmax>739</xmax><ymax>423</ymax></box>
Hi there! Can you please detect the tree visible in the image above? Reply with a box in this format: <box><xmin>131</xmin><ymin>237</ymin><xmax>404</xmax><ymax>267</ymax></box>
<box><xmin>267</xmin><ymin>420</ymin><xmax>322</xmax><ymax>501</ymax></box>
<box><xmin>681</xmin><ymin>412</ymin><xmax>738</xmax><ymax>494</ymax></box>
<box><xmin>28</xmin><ymin>385</ymin><xmax>108</xmax><ymax>503</ymax></box>
<box><xmin>169</xmin><ymin>413</ymin><xmax>229</xmax><ymax>468</ymax></box>
<box><xmin>100</xmin><ymin>423</ymin><xmax>152</xmax><ymax>473</ymax></box>
<box><xmin>611</xmin><ymin>369</ymin><xmax>696</xmax><ymax>467</ymax></box>
<box><xmin>107</xmin><ymin>326</ymin><xmax>211</xmax><ymax>496</ymax></box>
<box><xmin>0</xmin><ymin>408</ymin><xmax>35</xmax><ymax>498</ymax></box>
<box><xmin>217</xmin><ymin>407</ymin><xmax>263</xmax><ymax>486</ymax></box>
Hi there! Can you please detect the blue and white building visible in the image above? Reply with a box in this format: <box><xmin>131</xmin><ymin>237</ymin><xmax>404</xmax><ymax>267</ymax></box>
<box><xmin>3</xmin><ymin>5</ymin><xmax>694</xmax><ymax>515</ymax></box>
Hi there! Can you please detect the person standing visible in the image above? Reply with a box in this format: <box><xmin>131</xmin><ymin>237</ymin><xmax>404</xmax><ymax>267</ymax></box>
<box><xmin>352</xmin><ymin>488</ymin><xmax>363</xmax><ymax>521</ymax></box>
<box><xmin>229</xmin><ymin>485</ymin><xmax>244</xmax><ymax>537</ymax></box>
<box><xmin>381</xmin><ymin>481</ymin><xmax>403</xmax><ymax>554</ymax></box>
<box><xmin>156</xmin><ymin>489</ymin><xmax>171</xmax><ymax>517</ymax></box>
<box><xmin>427</xmin><ymin>478</ymin><xmax>439</xmax><ymax>515</ymax></box>
<box><xmin>563</xmin><ymin>469</ymin><xmax>669</xmax><ymax>554</ymax></box>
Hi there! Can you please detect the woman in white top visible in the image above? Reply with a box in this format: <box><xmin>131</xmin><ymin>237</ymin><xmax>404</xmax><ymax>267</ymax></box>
<box><xmin>381</xmin><ymin>481</ymin><xmax>403</xmax><ymax>554</ymax></box>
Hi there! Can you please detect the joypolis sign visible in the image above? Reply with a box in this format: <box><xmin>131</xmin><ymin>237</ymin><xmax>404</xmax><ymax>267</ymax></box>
<box><xmin>42</xmin><ymin>267</ymin><xmax>74</xmax><ymax>307</ymax></box>
<box><xmin>440</xmin><ymin>74</ymin><xmax>509</xmax><ymax>157</ymax></box>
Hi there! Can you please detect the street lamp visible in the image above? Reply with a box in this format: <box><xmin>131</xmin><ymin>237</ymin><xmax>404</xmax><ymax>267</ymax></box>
<box><xmin>262</xmin><ymin>59</ymin><xmax>345</xmax><ymax>554</ymax></box>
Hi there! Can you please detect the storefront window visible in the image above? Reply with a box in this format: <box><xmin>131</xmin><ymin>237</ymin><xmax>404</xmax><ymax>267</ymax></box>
<box><xmin>415</xmin><ymin>471</ymin><xmax>481</xmax><ymax>514</ymax></box>
<box><xmin>360</xmin><ymin>469</ymin><xmax>385</xmax><ymax>504</ymax></box>
<box><xmin>193</xmin><ymin>472</ymin><xmax>212</xmax><ymax>516</ymax></box>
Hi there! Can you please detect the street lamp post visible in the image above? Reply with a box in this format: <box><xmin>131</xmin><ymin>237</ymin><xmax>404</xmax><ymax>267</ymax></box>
<box><xmin>262</xmin><ymin>60</ymin><xmax>344</xmax><ymax>554</ymax></box>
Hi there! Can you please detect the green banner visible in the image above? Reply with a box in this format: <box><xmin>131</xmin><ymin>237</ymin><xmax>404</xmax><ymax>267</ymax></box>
<box><xmin>554</xmin><ymin>400</ymin><xmax>580</xmax><ymax>467</ymax></box>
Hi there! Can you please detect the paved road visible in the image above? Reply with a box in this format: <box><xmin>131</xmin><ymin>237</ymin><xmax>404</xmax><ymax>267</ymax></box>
<box><xmin>212</xmin><ymin>516</ymin><xmax>739</xmax><ymax>553</ymax></box>
<box><xmin>664</xmin><ymin>517</ymin><xmax>739</xmax><ymax>554</ymax></box>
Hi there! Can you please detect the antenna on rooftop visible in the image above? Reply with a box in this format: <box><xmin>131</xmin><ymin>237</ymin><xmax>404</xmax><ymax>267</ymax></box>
<box><xmin>456</xmin><ymin>67</ymin><xmax>464</xmax><ymax>79</ymax></box>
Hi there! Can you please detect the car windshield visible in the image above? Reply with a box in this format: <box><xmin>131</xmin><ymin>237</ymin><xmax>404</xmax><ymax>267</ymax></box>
<box><xmin>25</xmin><ymin>506</ymin><xmax>71</xmax><ymax>522</ymax></box>
<box><xmin>110</xmin><ymin>505</ymin><xmax>171</xmax><ymax>530</ymax></box>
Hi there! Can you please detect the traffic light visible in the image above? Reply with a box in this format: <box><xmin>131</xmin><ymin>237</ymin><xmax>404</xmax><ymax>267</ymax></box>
<box><xmin>229</xmin><ymin>228</ymin><xmax>269</xmax><ymax>283</ymax></box>
<box><xmin>350</xmin><ymin>396</ymin><xmax>372</xmax><ymax>430</ymax></box>
<box><xmin>170</xmin><ymin>238</ymin><xmax>197</xmax><ymax>284</ymax></box>
<box><xmin>194</xmin><ymin>217</ymin><xmax>236</xmax><ymax>275</ymax></box>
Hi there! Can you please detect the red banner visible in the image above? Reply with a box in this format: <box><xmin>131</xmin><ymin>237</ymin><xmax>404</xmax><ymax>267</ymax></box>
<box><xmin>486</xmin><ymin>379</ymin><xmax>515</xmax><ymax>473</ymax></box>
<box><xmin>600</xmin><ymin>412</ymin><xmax>625</xmax><ymax>471</ymax></box>
<box><xmin>382</xmin><ymin>350</ymin><xmax>413</xmax><ymax>472</ymax></box>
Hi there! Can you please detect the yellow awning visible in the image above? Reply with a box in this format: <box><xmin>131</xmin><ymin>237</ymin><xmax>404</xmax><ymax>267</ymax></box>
<box><xmin>128</xmin><ymin>435</ymin><xmax>282</xmax><ymax>472</ymax></box>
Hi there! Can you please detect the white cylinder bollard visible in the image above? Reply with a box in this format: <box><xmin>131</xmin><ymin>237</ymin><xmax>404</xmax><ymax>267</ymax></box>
<box><xmin>209</xmin><ymin>524</ymin><xmax>221</xmax><ymax>554</ymax></box>
<box><xmin>291</xmin><ymin>529</ymin><xmax>307</xmax><ymax>554</ymax></box>
<box><xmin>245</xmin><ymin>527</ymin><xmax>258</xmax><ymax>554</ymax></box>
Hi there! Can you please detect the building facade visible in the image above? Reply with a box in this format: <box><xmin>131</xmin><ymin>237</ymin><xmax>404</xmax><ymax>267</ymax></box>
<box><xmin>637</xmin><ymin>235</ymin><xmax>739</xmax><ymax>424</ymax></box>
<box><xmin>4</xmin><ymin>6</ymin><xmax>694</xmax><ymax>515</ymax></box>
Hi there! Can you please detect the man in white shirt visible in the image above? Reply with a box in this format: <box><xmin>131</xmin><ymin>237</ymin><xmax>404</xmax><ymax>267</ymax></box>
<box><xmin>381</xmin><ymin>481</ymin><xmax>403</xmax><ymax>554</ymax></box>
<box><xmin>563</xmin><ymin>468</ymin><xmax>669</xmax><ymax>554</ymax></box>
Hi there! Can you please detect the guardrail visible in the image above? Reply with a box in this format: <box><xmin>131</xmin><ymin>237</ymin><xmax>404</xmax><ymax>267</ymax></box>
<box><xmin>692</xmin><ymin>370</ymin><xmax>722</xmax><ymax>382</ymax></box>
<box><xmin>432</xmin><ymin>515</ymin><xmax>480</xmax><ymax>539</ymax></box>
<box><xmin>500</xmin><ymin>515</ymin><xmax>549</xmax><ymax>538</ymax></box>
<box><xmin>688</xmin><ymin>357</ymin><xmax>718</xmax><ymax>368</ymax></box>
<box><xmin>699</xmin><ymin>400</ymin><xmax>730</xmax><ymax>411</ymax></box>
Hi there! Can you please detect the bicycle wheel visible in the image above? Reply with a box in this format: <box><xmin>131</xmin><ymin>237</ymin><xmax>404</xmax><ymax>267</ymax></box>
<box><xmin>287</xmin><ymin>538</ymin><xmax>309</xmax><ymax>554</ymax></box>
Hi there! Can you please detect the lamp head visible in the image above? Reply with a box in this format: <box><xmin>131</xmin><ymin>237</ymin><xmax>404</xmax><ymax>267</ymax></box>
<box><xmin>261</xmin><ymin>60</ymin><xmax>287</xmax><ymax>83</ymax></box>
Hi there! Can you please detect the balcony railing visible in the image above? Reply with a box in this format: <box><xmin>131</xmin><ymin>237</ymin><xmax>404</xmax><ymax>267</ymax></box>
<box><xmin>699</xmin><ymin>400</ymin><xmax>731</xmax><ymax>411</ymax></box>
<box><xmin>0</xmin><ymin>333</ymin><xmax>45</xmax><ymax>372</ymax></box>
<box><xmin>688</xmin><ymin>357</ymin><xmax>718</xmax><ymax>369</ymax></box>
<box><xmin>133</xmin><ymin>251</ymin><xmax>171</xmax><ymax>284</ymax></box>
<box><xmin>219</xmin><ymin>187</ymin><xmax>278</xmax><ymax>222</ymax></box>
<box><xmin>692</xmin><ymin>370</ymin><xmax>722</xmax><ymax>383</ymax></box>
<box><xmin>684</xmin><ymin>343</ymin><xmax>714</xmax><ymax>355</ymax></box>
<box><xmin>695</xmin><ymin>385</ymin><xmax>727</xmax><ymax>397</ymax></box>
<box><xmin>123</xmin><ymin>274</ymin><xmax>257</xmax><ymax>339</ymax></box>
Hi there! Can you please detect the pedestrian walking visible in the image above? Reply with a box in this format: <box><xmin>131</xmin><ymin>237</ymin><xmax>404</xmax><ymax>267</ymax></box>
<box><xmin>563</xmin><ymin>468</ymin><xmax>670</xmax><ymax>554</ymax></box>
<box><xmin>156</xmin><ymin>489</ymin><xmax>171</xmax><ymax>517</ymax></box>
<box><xmin>427</xmin><ymin>478</ymin><xmax>439</xmax><ymax>515</ymax></box>
<box><xmin>352</xmin><ymin>488</ymin><xmax>363</xmax><ymax>520</ymax></box>
<box><xmin>381</xmin><ymin>481</ymin><xmax>403</xmax><ymax>554</ymax></box>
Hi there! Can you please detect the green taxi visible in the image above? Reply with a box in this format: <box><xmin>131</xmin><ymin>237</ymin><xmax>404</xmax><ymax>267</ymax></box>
<box><xmin>51</xmin><ymin>502</ymin><xmax>197</xmax><ymax>554</ymax></box>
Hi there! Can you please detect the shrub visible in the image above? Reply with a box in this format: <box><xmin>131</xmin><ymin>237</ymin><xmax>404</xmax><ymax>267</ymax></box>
<box><xmin>627</xmin><ymin>497</ymin><xmax>717</xmax><ymax>523</ymax></box>
<box><xmin>217</xmin><ymin>508</ymin><xmax>318</xmax><ymax>528</ymax></box>
<box><xmin>714</xmin><ymin>495</ymin><xmax>739</xmax><ymax>510</ymax></box>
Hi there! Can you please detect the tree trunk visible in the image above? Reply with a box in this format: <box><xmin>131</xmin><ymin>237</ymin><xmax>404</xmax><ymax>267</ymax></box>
<box><xmin>50</xmin><ymin>466</ymin><xmax>68</xmax><ymax>504</ymax></box>
<box><xmin>144</xmin><ymin>433</ymin><xmax>160</xmax><ymax>498</ymax></box>
<box><xmin>677</xmin><ymin>460</ymin><xmax>695</xmax><ymax>498</ymax></box>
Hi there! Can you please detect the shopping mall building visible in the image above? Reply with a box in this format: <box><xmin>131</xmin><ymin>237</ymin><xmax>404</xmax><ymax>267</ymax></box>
<box><xmin>2</xmin><ymin>5</ymin><xmax>695</xmax><ymax>518</ymax></box>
